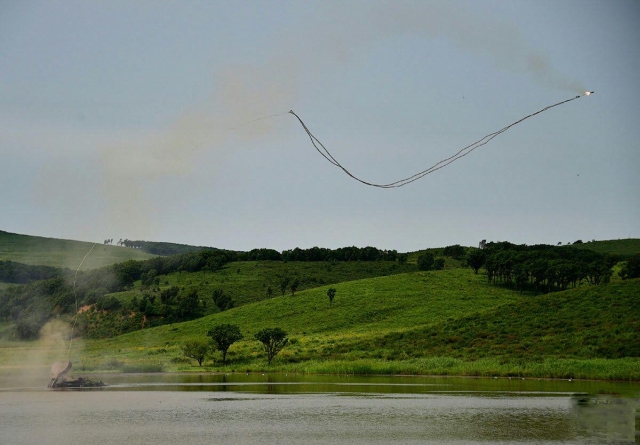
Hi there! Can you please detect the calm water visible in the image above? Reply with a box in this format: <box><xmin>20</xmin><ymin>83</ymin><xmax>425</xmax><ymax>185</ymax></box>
<box><xmin>1</xmin><ymin>373</ymin><xmax>638</xmax><ymax>444</ymax></box>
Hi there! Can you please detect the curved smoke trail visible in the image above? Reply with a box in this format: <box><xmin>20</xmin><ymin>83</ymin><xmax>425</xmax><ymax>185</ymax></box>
<box><xmin>289</xmin><ymin>94</ymin><xmax>585</xmax><ymax>188</ymax></box>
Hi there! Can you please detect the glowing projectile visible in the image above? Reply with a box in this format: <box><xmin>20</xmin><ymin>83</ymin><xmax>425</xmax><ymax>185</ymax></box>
<box><xmin>584</xmin><ymin>91</ymin><xmax>594</xmax><ymax>96</ymax></box>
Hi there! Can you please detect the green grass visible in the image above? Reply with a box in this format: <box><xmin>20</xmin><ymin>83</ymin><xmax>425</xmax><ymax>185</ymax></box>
<box><xmin>64</xmin><ymin>271</ymin><xmax>638</xmax><ymax>380</ymax></box>
<box><xmin>0</xmin><ymin>230</ymin><xmax>155</xmax><ymax>270</ymax></box>
<box><xmin>348</xmin><ymin>278</ymin><xmax>640</xmax><ymax>360</ymax></box>
<box><xmin>2</xmin><ymin>248</ymin><xmax>638</xmax><ymax>381</ymax></box>
<box><xmin>74</xmin><ymin>269</ymin><xmax>519</xmax><ymax>371</ymax></box>
<box><xmin>571</xmin><ymin>238</ymin><xmax>640</xmax><ymax>256</ymax></box>
<box><xmin>0</xmin><ymin>282</ymin><xmax>13</xmax><ymax>291</ymax></box>
<box><xmin>275</xmin><ymin>357</ymin><xmax>640</xmax><ymax>381</ymax></box>
<box><xmin>109</xmin><ymin>260</ymin><xmax>417</xmax><ymax>312</ymax></box>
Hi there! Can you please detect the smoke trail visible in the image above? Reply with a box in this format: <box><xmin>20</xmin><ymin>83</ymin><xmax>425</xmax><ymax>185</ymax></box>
<box><xmin>289</xmin><ymin>94</ymin><xmax>584</xmax><ymax>188</ymax></box>
<box><xmin>98</xmin><ymin>1</ymin><xmax>584</xmax><ymax>203</ymax></box>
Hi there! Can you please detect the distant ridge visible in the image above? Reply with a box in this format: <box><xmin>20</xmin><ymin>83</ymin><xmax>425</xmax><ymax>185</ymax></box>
<box><xmin>115</xmin><ymin>239</ymin><xmax>222</xmax><ymax>256</ymax></box>
<box><xmin>570</xmin><ymin>238</ymin><xmax>640</xmax><ymax>257</ymax></box>
<box><xmin>0</xmin><ymin>230</ymin><xmax>155</xmax><ymax>270</ymax></box>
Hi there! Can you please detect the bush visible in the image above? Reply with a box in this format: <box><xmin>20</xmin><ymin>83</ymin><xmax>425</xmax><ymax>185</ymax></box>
<box><xmin>433</xmin><ymin>258</ymin><xmax>445</xmax><ymax>270</ymax></box>
<box><xmin>417</xmin><ymin>253</ymin><xmax>435</xmax><ymax>271</ymax></box>
<box><xmin>96</xmin><ymin>295</ymin><xmax>122</xmax><ymax>311</ymax></box>
<box><xmin>443</xmin><ymin>245</ymin><xmax>465</xmax><ymax>260</ymax></box>
<box><xmin>619</xmin><ymin>254</ymin><xmax>640</xmax><ymax>280</ymax></box>
<box><xmin>122</xmin><ymin>362</ymin><xmax>165</xmax><ymax>373</ymax></box>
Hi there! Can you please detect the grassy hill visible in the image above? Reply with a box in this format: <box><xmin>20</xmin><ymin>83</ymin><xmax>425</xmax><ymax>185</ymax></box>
<box><xmin>349</xmin><ymin>278</ymin><xmax>640</xmax><ymax>360</ymax></box>
<box><xmin>68</xmin><ymin>270</ymin><xmax>640</xmax><ymax>379</ymax></box>
<box><xmin>110</xmin><ymin>260</ymin><xmax>419</xmax><ymax>312</ymax></box>
<box><xmin>1</xmin><ymin>235</ymin><xmax>638</xmax><ymax>380</ymax></box>
<box><xmin>0</xmin><ymin>230</ymin><xmax>155</xmax><ymax>271</ymax></box>
<box><xmin>571</xmin><ymin>238</ymin><xmax>640</xmax><ymax>257</ymax></box>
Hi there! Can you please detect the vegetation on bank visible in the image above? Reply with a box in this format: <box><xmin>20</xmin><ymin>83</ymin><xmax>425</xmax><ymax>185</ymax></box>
<box><xmin>1</xmin><ymin>231</ymin><xmax>639</xmax><ymax>381</ymax></box>
<box><xmin>1</xmin><ymin>257</ymin><xmax>418</xmax><ymax>340</ymax></box>
<box><xmin>41</xmin><ymin>272</ymin><xmax>635</xmax><ymax>380</ymax></box>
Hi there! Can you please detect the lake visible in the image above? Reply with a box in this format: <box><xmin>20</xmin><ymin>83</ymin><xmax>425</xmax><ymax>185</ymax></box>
<box><xmin>1</xmin><ymin>373</ymin><xmax>638</xmax><ymax>444</ymax></box>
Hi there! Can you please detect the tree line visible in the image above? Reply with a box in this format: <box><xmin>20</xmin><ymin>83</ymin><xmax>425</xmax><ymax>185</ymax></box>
<box><xmin>0</xmin><ymin>249</ymin><xmax>235</xmax><ymax>339</ymax></box>
<box><xmin>2</xmin><ymin>238</ymin><xmax>633</xmax><ymax>340</ymax></box>
<box><xmin>0</xmin><ymin>260</ymin><xmax>69</xmax><ymax>284</ymax></box>
<box><xmin>235</xmin><ymin>246</ymin><xmax>399</xmax><ymax>262</ymax></box>
<box><xmin>112</xmin><ymin>239</ymin><xmax>400</xmax><ymax>263</ymax></box>
<box><xmin>183</xmin><ymin>324</ymin><xmax>289</xmax><ymax>367</ymax></box>
<box><xmin>479</xmin><ymin>242</ymin><xmax>615</xmax><ymax>293</ymax></box>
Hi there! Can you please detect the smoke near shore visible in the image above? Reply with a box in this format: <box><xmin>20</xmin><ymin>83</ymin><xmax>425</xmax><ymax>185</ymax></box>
<box><xmin>0</xmin><ymin>319</ymin><xmax>80</xmax><ymax>388</ymax></box>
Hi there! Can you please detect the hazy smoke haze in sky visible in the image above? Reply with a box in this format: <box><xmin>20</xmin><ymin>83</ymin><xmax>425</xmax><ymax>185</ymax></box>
<box><xmin>98</xmin><ymin>1</ymin><xmax>585</xmax><ymax>233</ymax></box>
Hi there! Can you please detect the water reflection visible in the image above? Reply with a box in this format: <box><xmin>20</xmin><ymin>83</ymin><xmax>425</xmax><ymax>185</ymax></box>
<box><xmin>0</xmin><ymin>373</ymin><xmax>638</xmax><ymax>444</ymax></box>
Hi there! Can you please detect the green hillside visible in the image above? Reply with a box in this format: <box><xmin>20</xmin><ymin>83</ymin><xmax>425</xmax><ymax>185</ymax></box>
<box><xmin>68</xmin><ymin>270</ymin><xmax>640</xmax><ymax>379</ymax></box>
<box><xmin>349</xmin><ymin>278</ymin><xmax>640</xmax><ymax>360</ymax></box>
<box><xmin>1</xmin><ymin>235</ymin><xmax>638</xmax><ymax>380</ymax></box>
<box><xmin>0</xmin><ymin>230</ymin><xmax>155</xmax><ymax>270</ymax></box>
<box><xmin>571</xmin><ymin>238</ymin><xmax>640</xmax><ymax>256</ymax></box>
<box><xmin>110</xmin><ymin>260</ymin><xmax>418</xmax><ymax>311</ymax></box>
<box><xmin>79</xmin><ymin>268</ymin><xmax>515</xmax><ymax>364</ymax></box>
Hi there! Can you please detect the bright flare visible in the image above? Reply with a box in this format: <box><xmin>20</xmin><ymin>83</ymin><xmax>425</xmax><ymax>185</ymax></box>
<box><xmin>584</xmin><ymin>91</ymin><xmax>594</xmax><ymax>96</ymax></box>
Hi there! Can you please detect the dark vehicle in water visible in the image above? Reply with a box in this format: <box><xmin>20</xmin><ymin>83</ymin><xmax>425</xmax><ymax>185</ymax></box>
<box><xmin>48</xmin><ymin>362</ymin><xmax>106</xmax><ymax>388</ymax></box>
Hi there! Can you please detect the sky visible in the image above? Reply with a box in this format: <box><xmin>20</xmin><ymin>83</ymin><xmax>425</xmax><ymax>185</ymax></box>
<box><xmin>1</xmin><ymin>0</ymin><xmax>639</xmax><ymax>253</ymax></box>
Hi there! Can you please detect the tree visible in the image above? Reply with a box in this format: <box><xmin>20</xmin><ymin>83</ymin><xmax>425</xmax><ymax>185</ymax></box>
<box><xmin>290</xmin><ymin>278</ymin><xmax>300</xmax><ymax>296</ymax></box>
<box><xmin>177</xmin><ymin>289</ymin><xmax>202</xmax><ymax>319</ymax></box>
<box><xmin>397</xmin><ymin>253</ymin><xmax>408</xmax><ymax>265</ymax></box>
<box><xmin>619</xmin><ymin>254</ymin><xmax>640</xmax><ymax>280</ymax></box>
<box><xmin>96</xmin><ymin>295</ymin><xmax>122</xmax><ymax>311</ymax></box>
<box><xmin>212</xmin><ymin>289</ymin><xmax>234</xmax><ymax>312</ymax></box>
<box><xmin>160</xmin><ymin>286</ymin><xmax>180</xmax><ymax>305</ymax></box>
<box><xmin>140</xmin><ymin>269</ymin><xmax>157</xmax><ymax>288</ymax></box>
<box><xmin>443</xmin><ymin>245</ymin><xmax>465</xmax><ymax>260</ymax></box>
<box><xmin>266</xmin><ymin>286</ymin><xmax>273</xmax><ymax>299</ymax></box>
<box><xmin>280</xmin><ymin>277</ymin><xmax>290</xmax><ymax>297</ymax></box>
<box><xmin>207</xmin><ymin>324</ymin><xmax>243</xmax><ymax>365</ymax></box>
<box><xmin>182</xmin><ymin>339</ymin><xmax>211</xmax><ymax>367</ymax></box>
<box><xmin>417</xmin><ymin>253</ymin><xmax>434</xmax><ymax>271</ymax></box>
<box><xmin>254</xmin><ymin>327</ymin><xmax>288</xmax><ymax>365</ymax></box>
<box><xmin>432</xmin><ymin>258</ymin><xmax>445</xmax><ymax>270</ymax></box>
<box><xmin>327</xmin><ymin>288</ymin><xmax>336</xmax><ymax>306</ymax></box>
<box><xmin>466</xmin><ymin>249</ymin><xmax>486</xmax><ymax>274</ymax></box>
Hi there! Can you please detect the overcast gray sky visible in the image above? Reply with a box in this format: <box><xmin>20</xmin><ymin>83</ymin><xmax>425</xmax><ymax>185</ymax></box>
<box><xmin>1</xmin><ymin>0</ymin><xmax>639</xmax><ymax>252</ymax></box>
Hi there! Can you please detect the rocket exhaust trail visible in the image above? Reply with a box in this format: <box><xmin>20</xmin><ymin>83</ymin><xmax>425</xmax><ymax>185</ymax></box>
<box><xmin>289</xmin><ymin>94</ymin><xmax>586</xmax><ymax>188</ymax></box>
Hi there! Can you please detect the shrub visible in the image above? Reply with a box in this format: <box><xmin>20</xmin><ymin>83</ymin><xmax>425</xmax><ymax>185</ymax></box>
<box><xmin>433</xmin><ymin>258</ymin><xmax>445</xmax><ymax>270</ymax></box>
<box><xmin>417</xmin><ymin>253</ymin><xmax>435</xmax><ymax>271</ymax></box>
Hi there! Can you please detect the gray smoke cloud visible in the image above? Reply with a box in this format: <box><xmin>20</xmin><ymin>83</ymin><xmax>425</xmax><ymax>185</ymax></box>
<box><xmin>0</xmin><ymin>319</ymin><xmax>78</xmax><ymax>388</ymax></box>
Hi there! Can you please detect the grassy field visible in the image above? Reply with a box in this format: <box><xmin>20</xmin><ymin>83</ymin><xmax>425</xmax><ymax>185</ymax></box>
<box><xmin>1</xmin><ymin>233</ymin><xmax>638</xmax><ymax>380</ymax></box>
<box><xmin>0</xmin><ymin>282</ymin><xmax>13</xmax><ymax>291</ymax></box>
<box><xmin>1</xmin><ymin>270</ymin><xmax>628</xmax><ymax>380</ymax></box>
<box><xmin>340</xmin><ymin>278</ymin><xmax>640</xmax><ymax>360</ymax></box>
<box><xmin>0</xmin><ymin>230</ymin><xmax>155</xmax><ymax>270</ymax></box>
<box><xmin>75</xmin><ymin>268</ymin><xmax>520</xmax><ymax>370</ymax></box>
<box><xmin>111</xmin><ymin>260</ymin><xmax>418</xmax><ymax>311</ymax></box>
<box><xmin>572</xmin><ymin>238</ymin><xmax>640</xmax><ymax>256</ymax></box>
